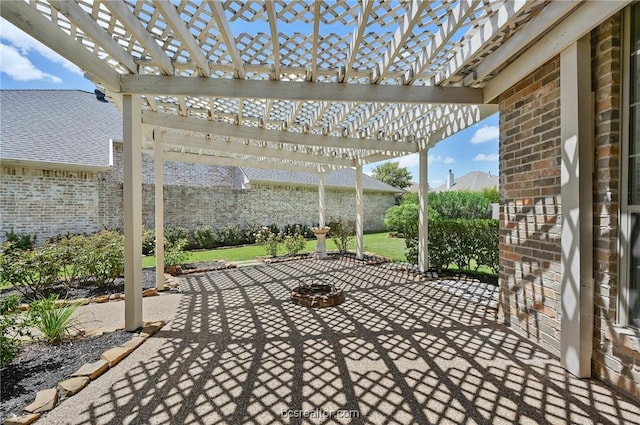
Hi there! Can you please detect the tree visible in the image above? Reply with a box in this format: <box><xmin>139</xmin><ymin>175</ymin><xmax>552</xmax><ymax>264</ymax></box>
<box><xmin>371</xmin><ymin>162</ymin><xmax>413</xmax><ymax>189</ymax></box>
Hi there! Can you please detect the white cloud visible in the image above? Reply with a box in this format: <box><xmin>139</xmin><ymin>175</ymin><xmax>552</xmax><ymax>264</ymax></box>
<box><xmin>470</xmin><ymin>125</ymin><xmax>499</xmax><ymax>144</ymax></box>
<box><xmin>428</xmin><ymin>154</ymin><xmax>441</xmax><ymax>164</ymax></box>
<box><xmin>397</xmin><ymin>154</ymin><xmax>419</xmax><ymax>168</ymax></box>
<box><xmin>0</xmin><ymin>42</ymin><xmax>62</xmax><ymax>83</ymax></box>
<box><xmin>443</xmin><ymin>156</ymin><xmax>454</xmax><ymax>164</ymax></box>
<box><xmin>0</xmin><ymin>19</ymin><xmax>81</xmax><ymax>75</ymax></box>
<box><xmin>430</xmin><ymin>179</ymin><xmax>444</xmax><ymax>187</ymax></box>
<box><xmin>474</xmin><ymin>153</ymin><xmax>499</xmax><ymax>162</ymax></box>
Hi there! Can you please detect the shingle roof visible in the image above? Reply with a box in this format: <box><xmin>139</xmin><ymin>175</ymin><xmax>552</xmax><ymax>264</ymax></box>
<box><xmin>241</xmin><ymin>167</ymin><xmax>400</xmax><ymax>193</ymax></box>
<box><xmin>0</xmin><ymin>90</ymin><xmax>121</xmax><ymax>168</ymax></box>
<box><xmin>433</xmin><ymin>171</ymin><xmax>498</xmax><ymax>192</ymax></box>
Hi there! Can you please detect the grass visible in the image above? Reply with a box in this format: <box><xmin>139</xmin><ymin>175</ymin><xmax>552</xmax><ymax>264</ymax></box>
<box><xmin>142</xmin><ymin>232</ymin><xmax>407</xmax><ymax>267</ymax></box>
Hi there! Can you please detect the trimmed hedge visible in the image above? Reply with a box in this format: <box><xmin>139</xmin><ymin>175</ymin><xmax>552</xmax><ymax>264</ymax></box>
<box><xmin>404</xmin><ymin>219</ymin><xmax>498</xmax><ymax>274</ymax></box>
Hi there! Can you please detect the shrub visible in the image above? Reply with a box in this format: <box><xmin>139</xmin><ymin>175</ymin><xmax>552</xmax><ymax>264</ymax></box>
<box><xmin>283</xmin><ymin>225</ymin><xmax>307</xmax><ymax>255</ymax></box>
<box><xmin>29</xmin><ymin>295</ymin><xmax>78</xmax><ymax>344</ymax></box>
<box><xmin>79</xmin><ymin>231</ymin><xmax>124</xmax><ymax>287</ymax></box>
<box><xmin>193</xmin><ymin>225</ymin><xmax>217</xmax><ymax>249</ymax></box>
<box><xmin>0</xmin><ymin>242</ymin><xmax>62</xmax><ymax>300</ymax></box>
<box><xmin>164</xmin><ymin>238</ymin><xmax>190</xmax><ymax>267</ymax></box>
<box><xmin>56</xmin><ymin>234</ymin><xmax>87</xmax><ymax>285</ymax></box>
<box><xmin>327</xmin><ymin>217</ymin><xmax>355</xmax><ymax>254</ymax></box>
<box><xmin>3</xmin><ymin>229</ymin><xmax>36</xmax><ymax>251</ymax></box>
<box><xmin>383</xmin><ymin>203</ymin><xmax>419</xmax><ymax>234</ymax></box>
<box><xmin>0</xmin><ymin>294</ymin><xmax>34</xmax><ymax>366</ymax></box>
<box><xmin>240</xmin><ymin>223</ymin><xmax>261</xmax><ymax>245</ymax></box>
<box><xmin>164</xmin><ymin>226</ymin><xmax>189</xmax><ymax>245</ymax></box>
<box><xmin>218</xmin><ymin>225</ymin><xmax>242</xmax><ymax>247</ymax></box>
<box><xmin>255</xmin><ymin>227</ymin><xmax>282</xmax><ymax>257</ymax></box>
<box><xmin>142</xmin><ymin>227</ymin><xmax>156</xmax><ymax>255</ymax></box>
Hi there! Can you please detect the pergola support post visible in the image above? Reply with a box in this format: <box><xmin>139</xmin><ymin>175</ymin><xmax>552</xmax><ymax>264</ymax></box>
<box><xmin>356</xmin><ymin>163</ymin><xmax>364</xmax><ymax>260</ymax></box>
<box><xmin>418</xmin><ymin>148</ymin><xmax>429</xmax><ymax>272</ymax></box>
<box><xmin>318</xmin><ymin>170</ymin><xmax>326</xmax><ymax>227</ymax></box>
<box><xmin>559</xmin><ymin>36</ymin><xmax>593</xmax><ymax>378</ymax></box>
<box><xmin>123</xmin><ymin>94</ymin><xmax>143</xmax><ymax>331</ymax></box>
<box><xmin>154</xmin><ymin>133</ymin><xmax>165</xmax><ymax>291</ymax></box>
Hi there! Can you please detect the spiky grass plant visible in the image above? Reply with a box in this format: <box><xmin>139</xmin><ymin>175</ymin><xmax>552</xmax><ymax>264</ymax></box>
<box><xmin>29</xmin><ymin>295</ymin><xmax>79</xmax><ymax>344</ymax></box>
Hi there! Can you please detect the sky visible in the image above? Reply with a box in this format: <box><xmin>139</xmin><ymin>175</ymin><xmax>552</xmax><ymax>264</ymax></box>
<box><xmin>0</xmin><ymin>18</ymin><xmax>499</xmax><ymax>187</ymax></box>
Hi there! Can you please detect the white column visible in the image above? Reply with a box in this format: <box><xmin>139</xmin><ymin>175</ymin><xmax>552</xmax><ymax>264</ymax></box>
<box><xmin>318</xmin><ymin>171</ymin><xmax>326</xmax><ymax>227</ymax></box>
<box><xmin>355</xmin><ymin>163</ymin><xmax>364</xmax><ymax>260</ymax></box>
<box><xmin>154</xmin><ymin>131</ymin><xmax>165</xmax><ymax>291</ymax></box>
<box><xmin>123</xmin><ymin>94</ymin><xmax>143</xmax><ymax>331</ymax></box>
<box><xmin>418</xmin><ymin>148</ymin><xmax>429</xmax><ymax>272</ymax></box>
<box><xmin>560</xmin><ymin>36</ymin><xmax>593</xmax><ymax>378</ymax></box>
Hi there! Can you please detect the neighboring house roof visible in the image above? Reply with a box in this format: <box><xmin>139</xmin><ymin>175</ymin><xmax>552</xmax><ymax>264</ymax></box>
<box><xmin>241</xmin><ymin>167</ymin><xmax>401</xmax><ymax>193</ymax></box>
<box><xmin>0</xmin><ymin>90</ymin><xmax>121</xmax><ymax>169</ymax></box>
<box><xmin>433</xmin><ymin>171</ymin><xmax>498</xmax><ymax>192</ymax></box>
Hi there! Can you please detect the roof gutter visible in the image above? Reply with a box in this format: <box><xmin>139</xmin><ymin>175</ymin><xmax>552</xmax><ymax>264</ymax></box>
<box><xmin>0</xmin><ymin>157</ymin><xmax>112</xmax><ymax>173</ymax></box>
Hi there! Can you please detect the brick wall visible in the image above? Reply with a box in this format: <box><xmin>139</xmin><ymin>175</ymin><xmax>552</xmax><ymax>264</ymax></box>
<box><xmin>1</xmin><ymin>157</ymin><xmax>393</xmax><ymax>242</ymax></box>
<box><xmin>499</xmin><ymin>56</ymin><xmax>563</xmax><ymax>356</ymax></box>
<box><xmin>0</xmin><ymin>167</ymin><xmax>101</xmax><ymax>241</ymax></box>
<box><xmin>590</xmin><ymin>14</ymin><xmax>640</xmax><ymax>399</ymax></box>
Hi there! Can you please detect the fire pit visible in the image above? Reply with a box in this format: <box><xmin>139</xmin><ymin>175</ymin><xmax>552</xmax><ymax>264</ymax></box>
<box><xmin>291</xmin><ymin>277</ymin><xmax>344</xmax><ymax>308</ymax></box>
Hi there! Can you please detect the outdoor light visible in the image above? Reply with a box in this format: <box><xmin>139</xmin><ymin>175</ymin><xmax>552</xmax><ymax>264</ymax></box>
<box><xmin>94</xmin><ymin>89</ymin><xmax>108</xmax><ymax>103</ymax></box>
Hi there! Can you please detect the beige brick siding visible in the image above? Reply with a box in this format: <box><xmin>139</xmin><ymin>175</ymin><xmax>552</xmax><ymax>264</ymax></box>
<box><xmin>499</xmin><ymin>56</ymin><xmax>563</xmax><ymax>357</ymax></box>
<box><xmin>1</xmin><ymin>152</ymin><xmax>393</xmax><ymax>242</ymax></box>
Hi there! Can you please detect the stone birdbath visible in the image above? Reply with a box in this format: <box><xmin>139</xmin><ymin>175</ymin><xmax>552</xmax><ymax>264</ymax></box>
<box><xmin>311</xmin><ymin>226</ymin><xmax>330</xmax><ymax>260</ymax></box>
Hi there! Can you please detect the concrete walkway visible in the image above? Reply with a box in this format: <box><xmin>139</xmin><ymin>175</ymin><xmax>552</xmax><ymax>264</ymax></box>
<box><xmin>43</xmin><ymin>258</ymin><xmax>639</xmax><ymax>425</ymax></box>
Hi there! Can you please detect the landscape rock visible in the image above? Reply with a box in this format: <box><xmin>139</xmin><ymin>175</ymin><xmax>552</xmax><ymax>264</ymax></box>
<box><xmin>120</xmin><ymin>336</ymin><xmax>146</xmax><ymax>350</ymax></box>
<box><xmin>101</xmin><ymin>346</ymin><xmax>134</xmax><ymax>367</ymax></box>
<box><xmin>142</xmin><ymin>288</ymin><xmax>158</xmax><ymax>297</ymax></box>
<box><xmin>108</xmin><ymin>293</ymin><xmax>120</xmax><ymax>300</ymax></box>
<box><xmin>91</xmin><ymin>295</ymin><xmax>110</xmax><ymax>303</ymax></box>
<box><xmin>57</xmin><ymin>376</ymin><xmax>90</xmax><ymax>397</ymax></box>
<box><xmin>71</xmin><ymin>359</ymin><xmax>109</xmax><ymax>380</ymax></box>
<box><xmin>70</xmin><ymin>298</ymin><xmax>90</xmax><ymax>306</ymax></box>
<box><xmin>4</xmin><ymin>413</ymin><xmax>41</xmax><ymax>425</ymax></box>
<box><xmin>140</xmin><ymin>321</ymin><xmax>165</xmax><ymax>338</ymax></box>
<box><xmin>23</xmin><ymin>388</ymin><xmax>57</xmax><ymax>413</ymax></box>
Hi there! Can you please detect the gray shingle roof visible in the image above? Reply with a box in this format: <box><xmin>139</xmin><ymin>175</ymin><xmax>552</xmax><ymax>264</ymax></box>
<box><xmin>433</xmin><ymin>171</ymin><xmax>498</xmax><ymax>192</ymax></box>
<box><xmin>241</xmin><ymin>167</ymin><xmax>401</xmax><ymax>193</ymax></box>
<box><xmin>0</xmin><ymin>90</ymin><xmax>121</xmax><ymax>168</ymax></box>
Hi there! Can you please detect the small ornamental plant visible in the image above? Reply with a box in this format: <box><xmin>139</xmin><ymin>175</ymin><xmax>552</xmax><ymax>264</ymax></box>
<box><xmin>255</xmin><ymin>227</ymin><xmax>282</xmax><ymax>257</ymax></box>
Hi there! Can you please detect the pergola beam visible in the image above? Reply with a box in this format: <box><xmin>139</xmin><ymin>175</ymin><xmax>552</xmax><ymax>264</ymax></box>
<box><xmin>160</xmin><ymin>133</ymin><xmax>356</xmax><ymax>167</ymax></box>
<box><xmin>0</xmin><ymin>0</ymin><xmax>121</xmax><ymax>91</ymax></box>
<box><xmin>105</xmin><ymin>0</ymin><xmax>174</xmax><ymax>76</ymax></box>
<box><xmin>121</xmin><ymin>75</ymin><xmax>486</xmax><ymax>104</ymax></box>
<box><xmin>206</xmin><ymin>0</ymin><xmax>245</xmax><ymax>79</ymax></box>
<box><xmin>155</xmin><ymin>0</ymin><xmax>211</xmax><ymax>77</ymax></box>
<box><xmin>49</xmin><ymin>0</ymin><xmax>138</xmax><ymax>74</ymax></box>
<box><xmin>265</xmin><ymin>1</ymin><xmax>280</xmax><ymax>79</ymax></box>
<box><xmin>156</xmin><ymin>150</ymin><xmax>338</xmax><ymax>174</ymax></box>
<box><xmin>142</xmin><ymin>111</ymin><xmax>419</xmax><ymax>152</ymax></box>
<box><xmin>341</xmin><ymin>0</ymin><xmax>374</xmax><ymax>82</ymax></box>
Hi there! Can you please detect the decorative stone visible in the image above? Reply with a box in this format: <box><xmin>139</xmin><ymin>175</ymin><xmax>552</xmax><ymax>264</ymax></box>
<box><xmin>72</xmin><ymin>359</ymin><xmax>109</xmax><ymax>380</ymax></box>
<box><xmin>57</xmin><ymin>376</ymin><xmax>90</xmax><ymax>397</ymax></box>
<box><xmin>70</xmin><ymin>298</ymin><xmax>90</xmax><ymax>306</ymax></box>
<box><xmin>142</xmin><ymin>288</ymin><xmax>158</xmax><ymax>297</ymax></box>
<box><xmin>4</xmin><ymin>413</ymin><xmax>41</xmax><ymax>425</ymax></box>
<box><xmin>92</xmin><ymin>295</ymin><xmax>109</xmax><ymax>304</ymax></box>
<box><xmin>108</xmin><ymin>293</ymin><xmax>120</xmax><ymax>300</ymax></box>
<box><xmin>101</xmin><ymin>346</ymin><xmax>134</xmax><ymax>367</ymax></box>
<box><xmin>120</xmin><ymin>336</ymin><xmax>145</xmax><ymax>350</ymax></box>
<box><xmin>140</xmin><ymin>321</ymin><xmax>164</xmax><ymax>338</ymax></box>
<box><xmin>18</xmin><ymin>304</ymin><xmax>30</xmax><ymax>311</ymax></box>
<box><xmin>23</xmin><ymin>388</ymin><xmax>57</xmax><ymax>413</ymax></box>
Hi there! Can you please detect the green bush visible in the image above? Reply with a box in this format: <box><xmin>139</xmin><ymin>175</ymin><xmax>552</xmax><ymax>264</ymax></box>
<box><xmin>327</xmin><ymin>217</ymin><xmax>355</xmax><ymax>253</ymax></box>
<box><xmin>29</xmin><ymin>295</ymin><xmax>79</xmax><ymax>344</ymax></box>
<box><xmin>383</xmin><ymin>203</ymin><xmax>419</xmax><ymax>234</ymax></box>
<box><xmin>142</xmin><ymin>227</ymin><xmax>156</xmax><ymax>255</ymax></box>
<box><xmin>0</xmin><ymin>294</ymin><xmax>34</xmax><ymax>366</ymax></box>
<box><xmin>193</xmin><ymin>225</ymin><xmax>218</xmax><ymax>249</ymax></box>
<box><xmin>283</xmin><ymin>225</ymin><xmax>307</xmax><ymax>255</ymax></box>
<box><xmin>164</xmin><ymin>227</ymin><xmax>189</xmax><ymax>245</ymax></box>
<box><xmin>56</xmin><ymin>234</ymin><xmax>87</xmax><ymax>285</ymax></box>
<box><xmin>255</xmin><ymin>227</ymin><xmax>282</xmax><ymax>257</ymax></box>
<box><xmin>0</xmin><ymin>242</ymin><xmax>62</xmax><ymax>299</ymax></box>
<box><xmin>164</xmin><ymin>238</ymin><xmax>190</xmax><ymax>267</ymax></box>
<box><xmin>3</xmin><ymin>229</ymin><xmax>36</xmax><ymax>251</ymax></box>
<box><xmin>391</xmin><ymin>191</ymin><xmax>492</xmax><ymax>221</ymax></box>
<box><xmin>218</xmin><ymin>226</ymin><xmax>242</xmax><ymax>246</ymax></box>
<box><xmin>78</xmin><ymin>231</ymin><xmax>124</xmax><ymax>287</ymax></box>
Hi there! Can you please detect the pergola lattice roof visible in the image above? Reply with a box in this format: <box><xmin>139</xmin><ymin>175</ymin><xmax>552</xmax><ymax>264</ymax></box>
<box><xmin>2</xmin><ymin>0</ymin><xmax>599</xmax><ymax>172</ymax></box>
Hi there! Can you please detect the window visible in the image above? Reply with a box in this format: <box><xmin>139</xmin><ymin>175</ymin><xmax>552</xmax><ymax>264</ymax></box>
<box><xmin>621</xmin><ymin>4</ymin><xmax>640</xmax><ymax>327</ymax></box>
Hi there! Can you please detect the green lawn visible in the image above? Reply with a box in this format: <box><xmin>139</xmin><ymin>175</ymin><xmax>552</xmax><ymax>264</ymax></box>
<box><xmin>142</xmin><ymin>232</ymin><xmax>407</xmax><ymax>267</ymax></box>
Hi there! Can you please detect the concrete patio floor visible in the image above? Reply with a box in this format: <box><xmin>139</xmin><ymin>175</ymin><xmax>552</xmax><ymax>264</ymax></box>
<box><xmin>43</xmin><ymin>258</ymin><xmax>639</xmax><ymax>424</ymax></box>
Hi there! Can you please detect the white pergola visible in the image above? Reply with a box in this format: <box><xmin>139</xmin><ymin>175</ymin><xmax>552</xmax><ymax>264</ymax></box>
<box><xmin>2</xmin><ymin>0</ymin><xmax>630</xmax><ymax>377</ymax></box>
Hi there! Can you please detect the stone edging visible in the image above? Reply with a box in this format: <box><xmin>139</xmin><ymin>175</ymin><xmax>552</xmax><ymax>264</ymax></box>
<box><xmin>3</xmin><ymin>321</ymin><xmax>166</xmax><ymax>425</ymax></box>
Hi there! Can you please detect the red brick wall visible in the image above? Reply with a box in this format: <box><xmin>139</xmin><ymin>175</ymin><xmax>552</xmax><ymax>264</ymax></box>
<box><xmin>591</xmin><ymin>14</ymin><xmax>640</xmax><ymax>399</ymax></box>
<box><xmin>498</xmin><ymin>57</ymin><xmax>562</xmax><ymax>357</ymax></box>
<box><xmin>499</xmin><ymin>12</ymin><xmax>639</xmax><ymax>399</ymax></box>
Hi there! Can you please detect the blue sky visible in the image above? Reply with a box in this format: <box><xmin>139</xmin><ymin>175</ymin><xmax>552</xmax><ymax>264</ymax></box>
<box><xmin>0</xmin><ymin>18</ymin><xmax>499</xmax><ymax>187</ymax></box>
